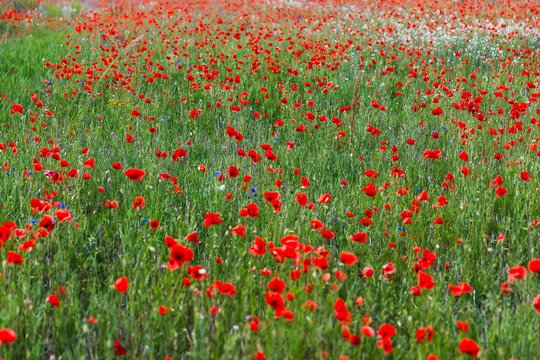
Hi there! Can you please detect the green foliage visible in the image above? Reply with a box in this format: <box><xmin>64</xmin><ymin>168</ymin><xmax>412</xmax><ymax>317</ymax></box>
<box><xmin>0</xmin><ymin>1</ymin><xmax>539</xmax><ymax>359</ymax></box>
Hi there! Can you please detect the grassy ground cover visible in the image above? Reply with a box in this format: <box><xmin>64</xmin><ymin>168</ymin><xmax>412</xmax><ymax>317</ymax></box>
<box><xmin>0</xmin><ymin>0</ymin><xmax>539</xmax><ymax>358</ymax></box>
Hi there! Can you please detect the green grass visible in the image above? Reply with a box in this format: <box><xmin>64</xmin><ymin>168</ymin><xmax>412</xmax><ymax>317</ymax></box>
<box><xmin>0</xmin><ymin>0</ymin><xmax>539</xmax><ymax>359</ymax></box>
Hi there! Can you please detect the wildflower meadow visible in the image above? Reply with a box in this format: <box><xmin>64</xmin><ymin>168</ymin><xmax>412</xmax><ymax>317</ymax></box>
<box><xmin>0</xmin><ymin>0</ymin><xmax>539</xmax><ymax>358</ymax></box>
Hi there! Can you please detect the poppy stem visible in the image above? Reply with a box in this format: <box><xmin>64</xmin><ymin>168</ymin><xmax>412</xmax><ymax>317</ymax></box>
<box><xmin>349</xmin><ymin>77</ymin><xmax>360</xmax><ymax>150</ymax></box>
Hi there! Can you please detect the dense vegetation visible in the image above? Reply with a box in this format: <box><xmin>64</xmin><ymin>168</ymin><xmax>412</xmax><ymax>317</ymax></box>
<box><xmin>1</xmin><ymin>0</ymin><xmax>539</xmax><ymax>358</ymax></box>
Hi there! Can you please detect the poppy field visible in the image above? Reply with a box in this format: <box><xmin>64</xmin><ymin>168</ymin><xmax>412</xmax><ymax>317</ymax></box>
<box><xmin>1</xmin><ymin>0</ymin><xmax>539</xmax><ymax>358</ymax></box>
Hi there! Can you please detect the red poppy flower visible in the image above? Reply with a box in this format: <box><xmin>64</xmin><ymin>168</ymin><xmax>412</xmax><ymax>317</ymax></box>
<box><xmin>186</xmin><ymin>232</ymin><xmax>200</xmax><ymax>244</ymax></box>
<box><xmin>267</xmin><ymin>277</ymin><xmax>286</xmax><ymax>293</ymax></box>
<box><xmin>114</xmin><ymin>276</ymin><xmax>129</xmax><ymax>294</ymax></box>
<box><xmin>431</xmin><ymin>107</ymin><xmax>443</xmax><ymax>116</ymax></box>
<box><xmin>232</xmin><ymin>224</ymin><xmax>246</xmax><ymax>237</ymax></box>
<box><xmin>48</xmin><ymin>293</ymin><xmax>60</xmax><ymax>308</ymax></box>
<box><xmin>215</xmin><ymin>281</ymin><xmax>236</xmax><ymax>297</ymax></box>
<box><xmin>456</xmin><ymin>320</ymin><xmax>469</xmax><ymax>332</ymax></box>
<box><xmin>363</xmin><ymin>267</ymin><xmax>374</xmax><ymax>278</ymax></box>
<box><xmin>361</xmin><ymin>326</ymin><xmax>375</xmax><ymax>337</ymax></box>
<box><xmin>7</xmin><ymin>251</ymin><xmax>23</xmax><ymax>265</ymax></box>
<box><xmin>520</xmin><ymin>171</ymin><xmax>531</xmax><ymax>181</ymax></box>
<box><xmin>249</xmin><ymin>237</ymin><xmax>266</xmax><ymax>256</ymax></box>
<box><xmin>362</xmin><ymin>182</ymin><xmax>377</xmax><ymax>197</ymax></box>
<box><xmin>83</xmin><ymin>158</ymin><xmax>95</xmax><ymax>168</ymax></box>
<box><xmin>0</xmin><ymin>328</ymin><xmax>17</xmax><ymax>344</ymax></box>
<box><xmin>363</xmin><ymin>169</ymin><xmax>378</xmax><ymax>178</ymax></box>
<box><xmin>381</xmin><ymin>262</ymin><xmax>396</xmax><ymax>276</ymax></box>
<box><xmin>495</xmin><ymin>185</ymin><xmax>508</xmax><ymax>198</ymax></box>
<box><xmin>39</xmin><ymin>214</ymin><xmax>55</xmax><ymax>232</ymax></box>
<box><xmin>310</xmin><ymin>219</ymin><xmax>324</xmax><ymax>231</ymax></box>
<box><xmin>528</xmin><ymin>258</ymin><xmax>540</xmax><ymax>273</ymax></box>
<box><xmin>459</xmin><ymin>338</ymin><xmax>480</xmax><ymax>357</ymax></box>
<box><xmin>11</xmin><ymin>104</ymin><xmax>24</xmax><ymax>114</ymax></box>
<box><xmin>55</xmin><ymin>209</ymin><xmax>72</xmax><ymax>223</ymax></box>
<box><xmin>423</xmin><ymin>149</ymin><xmax>442</xmax><ymax>159</ymax></box>
<box><xmin>321</xmin><ymin>229</ymin><xmax>335</xmax><ymax>240</ymax></box>
<box><xmin>302</xmin><ymin>301</ymin><xmax>318</xmax><ymax>311</ymax></box>
<box><xmin>246</xmin><ymin>203</ymin><xmax>259</xmax><ymax>217</ymax></box>
<box><xmin>209</xmin><ymin>306</ymin><xmax>220</xmax><ymax>315</ymax></box>
<box><xmin>187</xmin><ymin>265</ymin><xmax>208</xmax><ymax>281</ymax></box>
<box><xmin>263</xmin><ymin>191</ymin><xmax>280</xmax><ymax>203</ymax></box>
<box><xmin>416</xmin><ymin>325</ymin><xmax>434</xmax><ymax>343</ymax></box>
<box><xmin>189</xmin><ymin>109</ymin><xmax>202</xmax><ymax>119</ymax></box>
<box><xmin>124</xmin><ymin>168</ymin><xmax>146</xmax><ymax>182</ymax></box>
<box><xmin>378</xmin><ymin>323</ymin><xmax>397</xmax><ymax>338</ymax></box>
<box><xmin>131</xmin><ymin>108</ymin><xmax>141</xmax><ymax>117</ymax></box>
<box><xmin>265</xmin><ymin>292</ymin><xmax>285</xmax><ymax>311</ymax></box>
<box><xmin>418</xmin><ymin>271</ymin><xmax>435</xmax><ymax>290</ymax></box>
<box><xmin>168</xmin><ymin>244</ymin><xmax>194</xmax><ymax>269</ymax></box>
<box><xmin>500</xmin><ymin>282</ymin><xmax>512</xmax><ymax>295</ymax></box>
<box><xmin>301</xmin><ymin>176</ymin><xmax>310</xmax><ymax>188</ymax></box>
<box><xmin>351</xmin><ymin>232</ymin><xmax>367</xmax><ymax>243</ymax></box>
<box><xmin>340</xmin><ymin>251</ymin><xmax>358</xmax><ymax>266</ymax></box>
<box><xmin>295</xmin><ymin>193</ymin><xmax>308</xmax><ymax>206</ymax></box>
<box><xmin>334</xmin><ymin>298</ymin><xmax>351</xmax><ymax>323</ymax></box>
<box><xmin>172</xmin><ymin>148</ymin><xmax>187</xmax><ymax>162</ymax></box>
<box><xmin>18</xmin><ymin>240</ymin><xmax>35</xmax><ymax>252</ymax></box>
<box><xmin>204</xmin><ymin>212</ymin><xmax>223</xmax><ymax>227</ymax></box>
<box><xmin>533</xmin><ymin>294</ymin><xmax>540</xmax><ymax>314</ymax></box>
<box><xmin>448</xmin><ymin>282</ymin><xmax>473</xmax><ymax>297</ymax></box>
<box><xmin>132</xmin><ymin>196</ymin><xmax>145</xmax><ymax>211</ymax></box>
<box><xmin>149</xmin><ymin>220</ymin><xmax>159</xmax><ymax>230</ymax></box>
<box><xmin>433</xmin><ymin>217</ymin><xmax>444</xmax><ymax>225</ymax></box>
<box><xmin>317</xmin><ymin>193</ymin><xmax>332</xmax><ymax>204</ymax></box>
<box><xmin>227</xmin><ymin>166</ymin><xmax>239</xmax><ymax>178</ymax></box>
<box><xmin>508</xmin><ymin>265</ymin><xmax>528</xmax><ymax>283</ymax></box>
<box><xmin>114</xmin><ymin>339</ymin><xmax>127</xmax><ymax>356</ymax></box>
